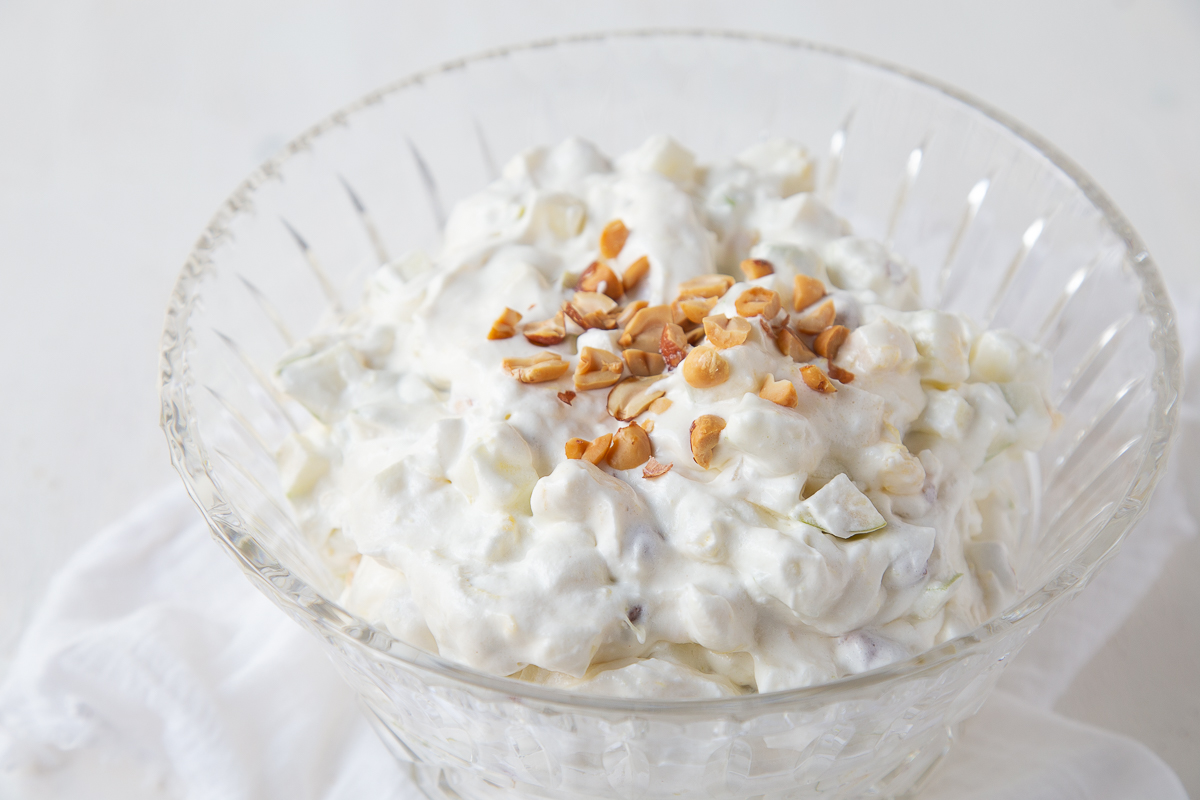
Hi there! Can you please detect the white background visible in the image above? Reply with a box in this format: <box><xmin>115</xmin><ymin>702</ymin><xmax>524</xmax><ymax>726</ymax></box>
<box><xmin>1</xmin><ymin>0</ymin><xmax>1197</xmax><ymax>793</ymax></box>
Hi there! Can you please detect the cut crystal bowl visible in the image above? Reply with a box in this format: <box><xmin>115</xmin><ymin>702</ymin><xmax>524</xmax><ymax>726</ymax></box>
<box><xmin>159</xmin><ymin>31</ymin><xmax>1180</xmax><ymax>799</ymax></box>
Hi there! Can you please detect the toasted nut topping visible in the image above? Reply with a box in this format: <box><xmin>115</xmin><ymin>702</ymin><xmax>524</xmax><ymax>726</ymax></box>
<box><xmin>564</xmin><ymin>291</ymin><xmax>618</xmax><ymax>330</ymax></box>
<box><xmin>607</xmin><ymin>376</ymin><xmax>667</xmax><ymax>421</ymax></box>
<box><xmin>616</xmin><ymin>300</ymin><xmax>649</xmax><ymax>328</ymax></box>
<box><xmin>599</xmin><ymin>219</ymin><xmax>630</xmax><ymax>259</ymax></box>
<box><xmin>503</xmin><ymin>353</ymin><xmax>570</xmax><ymax>383</ymax></box>
<box><xmin>622</xmin><ymin>255</ymin><xmax>650</xmax><ymax>292</ymax></box>
<box><xmin>759</xmin><ymin>375</ymin><xmax>799</xmax><ymax>408</ymax></box>
<box><xmin>793</xmin><ymin>298</ymin><xmax>836</xmax><ymax>334</ymax></box>
<box><xmin>735</xmin><ymin>287</ymin><xmax>782</xmax><ymax>319</ymax></box>
<box><xmin>576</xmin><ymin>261</ymin><xmax>624</xmax><ymax>300</ymax></box>
<box><xmin>828</xmin><ymin>363</ymin><xmax>856</xmax><ymax>384</ymax></box>
<box><xmin>813</xmin><ymin>325</ymin><xmax>850</xmax><ymax>360</ymax></box>
<box><xmin>690</xmin><ymin>415</ymin><xmax>726</xmax><ymax>468</ymax></box>
<box><xmin>557</xmin><ymin>390</ymin><xmax>576</xmax><ymax>405</ymax></box>
<box><xmin>648</xmin><ymin>396</ymin><xmax>673</xmax><ymax>414</ymax></box>
<box><xmin>566</xmin><ymin>433</ymin><xmax>613</xmax><ymax>465</ymax></box>
<box><xmin>523</xmin><ymin>311</ymin><xmax>567</xmax><ymax>346</ymax></box>
<box><xmin>677</xmin><ymin>273</ymin><xmax>735</xmax><ymax>300</ymax></box>
<box><xmin>777</xmin><ymin>326</ymin><xmax>816</xmax><ymax>362</ymax></box>
<box><xmin>800</xmin><ymin>364</ymin><xmax>837</xmax><ymax>393</ymax></box>
<box><xmin>488</xmin><ymin>307</ymin><xmax>522</xmax><ymax>340</ymax></box>
<box><xmin>623</xmin><ymin>349</ymin><xmax>666</xmax><ymax>376</ymax></box>
<box><xmin>574</xmin><ymin>346</ymin><xmax>625</xmax><ymax>390</ymax></box>
<box><xmin>660</xmin><ymin>322</ymin><xmax>689</xmax><ymax>368</ymax></box>
<box><xmin>685</xmin><ymin>326</ymin><xmax>707</xmax><ymax>344</ymax></box>
<box><xmin>618</xmin><ymin>304</ymin><xmax>672</xmax><ymax>350</ymax></box>
<box><xmin>677</xmin><ymin>296</ymin><xmax>718</xmax><ymax>324</ymax></box>
<box><xmin>740</xmin><ymin>258</ymin><xmax>775</xmax><ymax>280</ymax></box>
<box><xmin>607</xmin><ymin>423</ymin><xmax>653</xmax><ymax>470</ymax></box>
<box><xmin>682</xmin><ymin>345</ymin><xmax>730</xmax><ymax>388</ymax></box>
<box><xmin>639</xmin><ymin>419</ymin><xmax>655</xmax><ymax>433</ymax></box>
<box><xmin>703</xmin><ymin>315</ymin><xmax>753</xmax><ymax>350</ymax></box>
<box><xmin>642</xmin><ymin>457</ymin><xmax>673</xmax><ymax>479</ymax></box>
<box><xmin>793</xmin><ymin>274</ymin><xmax>827</xmax><ymax>311</ymax></box>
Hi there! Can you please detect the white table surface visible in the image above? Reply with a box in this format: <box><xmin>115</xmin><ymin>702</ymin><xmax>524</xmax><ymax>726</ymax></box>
<box><xmin>1</xmin><ymin>0</ymin><xmax>1197</xmax><ymax>793</ymax></box>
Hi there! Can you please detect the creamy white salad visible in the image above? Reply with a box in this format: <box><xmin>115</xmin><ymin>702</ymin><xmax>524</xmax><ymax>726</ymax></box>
<box><xmin>273</xmin><ymin>135</ymin><xmax>1055</xmax><ymax>698</ymax></box>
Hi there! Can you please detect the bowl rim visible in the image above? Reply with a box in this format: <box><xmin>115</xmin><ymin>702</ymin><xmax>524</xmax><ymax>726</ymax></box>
<box><xmin>159</xmin><ymin>28</ymin><xmax>1182</xmax><ymax>714</ymax></box>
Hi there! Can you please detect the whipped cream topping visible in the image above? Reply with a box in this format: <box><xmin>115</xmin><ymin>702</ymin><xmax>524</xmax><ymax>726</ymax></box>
<box><xmin>274</xmin><ymin>135</ymin><xmax>1055</xmax><ymax>697</ymax></box>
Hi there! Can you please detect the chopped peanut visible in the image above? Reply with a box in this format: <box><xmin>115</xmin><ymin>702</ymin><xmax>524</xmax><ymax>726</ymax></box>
<box><xmin>648</xmin><ymin>396</ymin><xmax>673</xmax><ymax>414</ymax></box>
<box><xmin>703</xmin><ymin>315</ymin><xmax>752</xmax><ymax>350</ymax></box>
<box><xmin>488</xmin><ymin>307</ymin><xmax>522</xmax><ymax>340</ymax></box>
<box><xmin>565</xmin><ymin>433</ymin><xmax>613</xmax><ymax>465</ymax></box>
<box><xmin>618</xmin><ymin>304</ymin><xmax>672</xmax><ymax>351</ymax></box>
<box><xmin>800</xmin><ymin>364</ymin><xmax>837</xmax><ymax>393</ymax></box>
<box><xmin>616</xmin><ymin>300</ymin><xmax>649</xmax><ymax>328</ymax></box>
<box><xmin>690</xmin><ymin>415</ymin><xmax>726</xmax><ymax>468</ymax></box>
<box><xmin>759</xmin><ymin>375</ymin><xmax>799</xmax><ymax>408</ymax></box>
<box><xmin>828</xmin><ymin>363</ymin><xmax>856</xmax><ymax>384</ymax></box>
<box><xmin>599</xmin><ymin>219</ymin><xmax>630</xmax><ymax>259</ymax></box>
<box><xmin>503</xmin><ymin>353</ymin><xmax>570</xmax><ymax>383</ymax></box>
<box><xmin>793</xmin><ymin>298</ymin><xmax>836</xmax><ymax>334</ymax></box>
<box><xmin>813</xmin><ymin>325</ymin><xmax>850</xmax><ymax>360</ymax></box>
<box><xmin>623</xmin><ymin>349</ymin><xmax>666</xmax><ymax>376</ymax></box>
<box><xmin>776</xmin><ymin>326</ymin><xmax>816</xmax><ymax>362</ymax></box>
<box><xmin>622</xmin><ymin>255</ymin><xmax>650</xmax><ymax>292</ymax></box>
<box><xmin>642</xmin><ymin>457</ymin><xmax>672</xmax><ymax>479</ymax></box>
<box><xmin>735</xmin><ymin>287</ymin><xmax>782</xmax><ymax>319</ymax></box>
<box><xmin>793</xmin><ymin>274</ymin><xmax>826</xmax><ymax>311</ymax></box>
<box><xmin>574</xmin><ymin>346</ymin><xmax>625</xmax><ymax>390</ymax></box>
<box><xmin>607</xmin><ymin>376</ymin><xmax>667</xmax><ymax>421</ymax></box>
<box><xmin>576</xmin><ymin>261</ymin><xmax>624</xmax><ymax>300</ymax></box>
<box><xmin>677</xmin><ymin>296</ymin><xmax>718</xmax><ymax>324</ymax></box>
<box><xmin>660</xmin><ymin>322</ymin><xmax>689</xmax><ymax>368</ymax></box>
<box><xmin>607</xmin><ymin>423</ymin><xmax>653</xmax><ymax>470</ymax></box>
<box><xmin>740</xmin><ymin>258</ymin><xmax>774</xmax><ymax>280</ymax></box>
<box><xmin>677</xmin><ymin>273</ymin><xmax>735</xmax><ymax>300</ymax></box>
<box><xmin>523</xmin><ymin>311</ymin><xmax>566</xmax><ymax>346</ymax></box>
<box><xmin>565</xmin><ymin>437</ymin><xmax>589</xmax><ymax>460</ymax></box>
<box><xmin>564</xmin><ymin>292</ymin><xmax>618</xmax><ymax>330</ymax></box>
<box><xmin>682</xmin><ymin>345</ymin><xmax>730</xmax><ymax>388</ymax></box>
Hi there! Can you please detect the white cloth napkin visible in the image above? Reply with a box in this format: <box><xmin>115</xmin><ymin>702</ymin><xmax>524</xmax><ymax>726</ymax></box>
<box><xmin>2</xmin><ymin>293</ymin><xmax>1195</xmax><ymax>799</ymax></box>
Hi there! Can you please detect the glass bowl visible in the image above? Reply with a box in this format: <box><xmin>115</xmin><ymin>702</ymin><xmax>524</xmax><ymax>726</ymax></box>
<box><xmin>159</xmin><ymin>31</ymin><xmax>1180</xmax><ymax>799</ymax></box>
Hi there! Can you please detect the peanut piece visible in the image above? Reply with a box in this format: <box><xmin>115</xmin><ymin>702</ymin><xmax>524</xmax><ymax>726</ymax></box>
<box><xmin>690</xmin><ymin>415</ymin><xmax>726</xmax><ymax>468</ymax></box>
<box><xmin>740</xmin><ymin>258</ymin><xmax>774</xmax><ymax>280</ymax></box>
<box><xmin>660</xmin><ymin>322</ymin><xmax>688</xmax><ymax>368</ymax></box>
<box><xmin>574</xmin><ymin>346</ymin><xmax>625</xmax><ymax>390</ymax></box>
<box><xmin>523</xmin><ymin>311</ymin><xmax>566</xmax><ymax>346</ymax></box>
<box><xmin>678</xmin><ymin>296</ymin><xmax>718</xmax><ymax>324</ymax></box>
<box><xmin>618</xmin><ymin>304</ymin><xmax>672</xmax><ymax>350</ymax></box>
<box><xmin>703</xmin><ymin>315</ymin><xmax>752</xmax><ymax>350</ymax></box>
<box><xmin>488</xmin><ymin>307</ymin><xmax>522</xmax><ymax>340</ymax></box>
<box><xmin>793</xmin><ymin>298</ymin><xmax>836</xmax><ymax>334</ymax></box>
<box><xmin>642</xmin><ymin>457</ymin><xmax>672</xmax><ymax>479</ymax></box>
<box><xmin>599</xmin><ymin>219</ymin><xmax>630</xmax><ymax>259</ymax></box>
<box><xmin>813</xmin><ymin>325</ymin><xmax>850</xmax><ymax>361</ymax></box>
<box><xmin>607</xmin><ymin>376</ymin><xmax>667</xmax><ymax>421</ymax></box>
<box><xmin>800</xmin><ymin>364</ymin><xmax>836</xmax><ymax>394</ymax></box>
<box><xmin>793</xmin><ymin>274</ymin><xmax>826</xmax><ymax>311</ymax></box>
<box><xmin>616</xmin><ymin>300</ymin><xmax>649</xmax><ymax>328</ymax></box>
<box><xmin>623</xmin><ymin>349</ymin><xmax>666</xmax><ymax>376</ymax></box>
<box><xmin>759</xmin><ymin>375</ymin><xmax>799</xmax><ymax>408</ymax></box>
<box><xmin>622</xmin><ymin>255</ymin><xmax>650</xmax><ymax>292</ymax></box>
<box><xmin>503</xmin><ymin>353</ymin><xmax>570</xmax><ymax>383</ymax></box>
<box><xmin>677</xmin><ymin>273</ymin><xmax>735</xmax><ymax>300</ymax></box>
<box><xmin>576</xmin><ymin>261</ymin><xmax>624</xmax><ymax>300</ymax></box>
<box><xmin>735</xmin><ymin>287</ymin><xmax>782</xmax><ymax>319</ymax></box>
<box><xmin>776</xmin><ymin>326</ymin><xmax>816</xmax><ymax>362</ymax></box>
<box><xmin>648</xmin><ymin>396</ymin><xmax>673</xmax><ymax>414</ymax></box>
<box><xmin>565</xmin><ymin>433</ymin><xmax>613</xmax><ymax>465</ymax></box>
<box><xmin>682</xmin><ymin>345</ymin><xmax>730</xmax><ymax>388</ymax></box>
<box><xmin>607</xmin><ymin>423</ymin><xmax>653</xmax><ymax>470</ymax></box>
<box><xmin>564</xmin><ymin>291</ymin><xmax>618</xmax><ymax>330</ymax></box>
<box><xmin>827</xmin><ymin>363</ymin><xmax>855</xmax><ymax>384</ymax></box>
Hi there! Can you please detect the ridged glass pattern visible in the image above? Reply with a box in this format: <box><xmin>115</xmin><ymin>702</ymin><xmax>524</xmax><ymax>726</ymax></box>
<box><xmin>159</xmin><ymin>31</ymin><xmax>1180</xmax><ymax>799</ymax></box>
